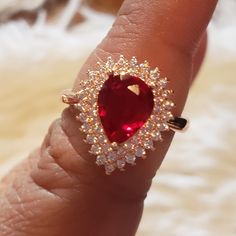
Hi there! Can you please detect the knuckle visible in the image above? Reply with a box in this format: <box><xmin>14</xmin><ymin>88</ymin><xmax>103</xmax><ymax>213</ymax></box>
<box><xmin>32</xmin><ymin>119</ymin><xmax>79</xmax><ymax>194</ymax></box>
<box><xmin>31</xmin><ymin>110</ymin><xmax>98</xmax><ymax>197</ymax></box>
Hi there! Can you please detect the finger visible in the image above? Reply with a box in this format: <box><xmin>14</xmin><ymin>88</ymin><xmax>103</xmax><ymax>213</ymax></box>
<box><xmin>0</xmin><ymin>1</ymin><xmax>218</xmax><ymax>236</ymax></box>
<box><xmin>50</xmin><ymin>0</ymin><xmax>218</xmax><ymax>224</ymax></box>
<box><xmin>192</xmin><ymin>31</ymin><xmax>208</xmax><ymax>81</ymax></box>
<box><xmin>67</xmin><ymin>0</ymin><xmax>217</xmax><ymax>186</ymax></box>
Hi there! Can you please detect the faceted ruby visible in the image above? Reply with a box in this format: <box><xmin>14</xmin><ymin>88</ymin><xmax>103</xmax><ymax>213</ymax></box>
<box><xmin>98</xmin><ymin>73</ymin><xmax>154</xmax><ymax>143</ymax></box>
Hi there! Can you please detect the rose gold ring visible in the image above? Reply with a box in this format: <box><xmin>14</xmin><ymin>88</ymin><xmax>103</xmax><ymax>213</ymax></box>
<box><xmin>62</xmin><ymin>55</ymin><xmax>188</xmax><ymax>174</ymax></box>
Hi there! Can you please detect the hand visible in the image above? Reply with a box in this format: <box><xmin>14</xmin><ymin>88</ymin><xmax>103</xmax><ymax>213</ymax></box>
<box><xmin>0</xmin><ymin>1</ymin><xmax>217</xmax><ymax>235</ymax></box>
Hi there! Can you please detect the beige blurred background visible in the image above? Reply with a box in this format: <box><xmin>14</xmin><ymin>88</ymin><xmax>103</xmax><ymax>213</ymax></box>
<box><xmin>0</xmin><ymin>0</ymin><xmax>236</xmax><ymax>235</ymax></box>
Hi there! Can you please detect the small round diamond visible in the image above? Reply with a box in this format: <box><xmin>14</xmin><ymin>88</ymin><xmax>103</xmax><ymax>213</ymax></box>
<box><xmin>123</xmin><ymin>142</ymin><xmax>133</xmax><ymax>150</ymax></box>
<box><xmin>102</xmin><ymin>144</ymin><xmax>111</xmax><ymax>154</ymax></box>
<box><xmin>154</xmin><ymin>105</ymin><xmax>161</xmax><ymax>113</ymax></box>
<box><xmin>86</xmin><ymin>134</ymin><xmax>96</xmax><ymax>144</ymax></box>
<box><xmin>75</xmin><ymin>103</ymin><xmax>85</xmax><ymax>112</ymax></box>
<box><xmin>144</xmin><ymin>140</ymin><xmax>154</xmax><ymax>150</ymax></box>
<box><xmin>117</xmin><ymin>159</ymin><xmax>126</xmax><ymax>169</ymax></box>
<box><xmin>88</xmin><ymin>110</ymin><xmax>97</xmax><ymax>118</ymax></box>
<box><xmin>135</xmin><ymin>147</ymin><xmax>146</xmax><ymax>158</ymax></box>
<box><xmin>81</xmin><ymin>123</ymin><xmax>90</xmax><ymax>133</ymax></box>
<box><xmin>111</xmin><ymin>142</ymin><xmax>118</xmax><ymax>150</ymax></box>
<box><xmin>105</xmin><ymin>164</ymin><xmax>115</xmax><ymax>174</ymax></box>
<box><xmin>161</xmin><ymin>111</ymin><xmax>174</xmax><ymax>121</ymax></box>
<box><xmin>163</xmin><ymin>100</ymin><xmax>174</xmax><ymax>109</ymax></box>
<box><xmin>132</xmin><ymin>136</ymin><xmax>141</xmax><ymax>145</ymax></box>
<box><xmin>145</xmin><ymin>122</ymin><xmax>154</xmax><ymax>131</ymax></box>
<box><xmin>162</xmin><ymin>90</ymin><xmax>173</xmax><ymax>98</ymax></box>
<box><xmin>125</xmin><ymin>154</ymin><xmax>136</xmax><ymax>164</ymax></box>
<box><xmin>117</xmin><ymin>147</ymin><xmax>125</xmax><ymax>156</ymax></box>
<box><xmin>95</xmin><ymin>126</ymin><xmax>103</xmax><ymax>134</ymax></box>
<box><xmin>78</xmin><ymin>113</ymin><xmax>86</xmax><ymax>122</ymax></box>
<box><xmin>96</xmin><ymin>155</ymin><xmax>106</xmax><ymax>165</ymax></box>
<box><xmin>90</xmin><ymin>145</ymin><xmax>101</xmax><ymax>155</ymax></box>
<box><xmin>130</xmin><ymin>57</ymin><xmax>138</xmax><ymax>66</ymax></box>
<box><xmin>98</xmin><ymin>135</ymin><xmax>108</xmax><ymax>144</ymax></box>
<box><xmin>150</xmin><ymin>67</ymin><xmax>160</xmax><ymax>80</ymax></box>
<box><xmin>151</xmin><ymin>131</ymin><xmax>162</xmax><ymax>141</ymax></box>
<box><xmin>108</xmin><ymin>151</ymin><xmax>117</xmax><ymax>161</ymax></box>
<box><xmin>157</xmin><ymin>123</ymin><xmax>169</xmax><ymax>131</ymax></box>
<box><xmin>105</xmin><ymin>57</ymin><xmax>114</xmax><ymax>70</ymax></box>
<box><xmin>159</xmin><ymin>78</ymin><xmax>168</xmax><ymax>87</ymax></box>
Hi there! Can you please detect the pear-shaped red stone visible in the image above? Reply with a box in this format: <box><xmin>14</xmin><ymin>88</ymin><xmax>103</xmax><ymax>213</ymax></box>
<box><xmin>98</xmin><ymin>74</ymin><xmax>154</xmax><ymax>143</ymax></box>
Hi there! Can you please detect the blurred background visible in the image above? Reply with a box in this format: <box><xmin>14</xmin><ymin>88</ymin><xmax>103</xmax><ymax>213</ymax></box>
<box><xmin>0</xmin><ymin>0</ymin><xmax>235</xmax><ymax>235</ymax></box>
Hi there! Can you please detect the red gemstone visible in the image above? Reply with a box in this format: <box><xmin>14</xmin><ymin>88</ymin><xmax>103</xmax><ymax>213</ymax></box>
<box><xmin>98</xmin><ymin>73</ymin><xmax>154</xmax><ymax>143</ymax></box>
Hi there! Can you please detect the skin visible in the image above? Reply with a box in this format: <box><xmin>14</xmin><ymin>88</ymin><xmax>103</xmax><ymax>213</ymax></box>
<box><xmin>0</xmin><ymin>0</ymin><xmax>217</xmax><ymax>235</ymax></box>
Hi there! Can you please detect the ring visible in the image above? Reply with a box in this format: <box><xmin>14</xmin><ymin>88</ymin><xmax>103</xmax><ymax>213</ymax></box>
<box><xmin>62</xmin><ymin>55</ymin><xmax>188</xmax><ymax>174</ymax></box>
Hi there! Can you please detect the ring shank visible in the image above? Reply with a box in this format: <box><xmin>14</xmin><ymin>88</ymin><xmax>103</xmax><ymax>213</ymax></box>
<box><xmin>167</xmin><ymin>117</ymin><xmax>188</xmax><ymax>132</ymax></box>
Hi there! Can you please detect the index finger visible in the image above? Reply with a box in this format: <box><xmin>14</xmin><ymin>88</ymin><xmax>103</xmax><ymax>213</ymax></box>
<box><xmin>64</xmin><ymin>0</ymin><xmax>218</xmax><ymax>186</ymax></box>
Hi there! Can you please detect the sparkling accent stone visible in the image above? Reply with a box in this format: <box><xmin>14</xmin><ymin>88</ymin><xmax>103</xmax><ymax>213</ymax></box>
<box><xmin>157</xmin><ymin>123</ymin><xmax>169</xmax><ymax>131</ymax></box>
<box><xmin>123</xmin><ymin>142</ymin><xmax>133</xmax><ymax>150</ymax></box>
<box><xmin>102</xmin><ymin>144</ymin><xmax>111</xmax><ymax>153</ymax></box>
<box><xmin>86</xmin><ymin>134</ymin><xmax>96</xmax><ymax>144</ymax></box>
<box><xmin>159</xmin><ymin>78</ymin><xmax>168</xmax><ymax>87</ymax></box>
<box><xmin>150</xmin><ymin>67</ymin><xmax>160</xmax><ymax>80</ymax></box>
<box><xmin>90</xmin><ymin>145</ymin><xmax>101</xmax><ymax>155</ymax></box>
<box><xmin>154</xmin><ymin>105</ymin><xmax>161</xmax><ymax>113</ymax></box>
<box><xmin>98</xmin><ymin>73</ymin><xmax>154</xmax><ymax>143</ymax></box>
<box><xmin>161</xmin><ymin>111</ymin><xmax>174</xmax><ymax>121</ymax></box>
<box><xmin>105</xmin><ymin>164</ymin><xmax>115</xmax><ymax>174</ymax></box>
<box><xmin>105</xmin><ymin>57</ymin><xmax>114</xmax><ymax>71</ymax></box>
<box><xmin>81</xmin><ymin>123</ymin><xmax>90</xmax><ymax>133</ymax></box>
<box><xmin>140</xmin><ymin>60</ymin><xmax>149</xmax><ymax>69</ymax></box>
<box><xmin>130</xmin><ymin>57</ymin><xmax>138</xmax><ymax>66</ymax></box>
<box><xmin>145</xmin><ymin>122</ymin><xmax>154</xmax><ymax>131</ymax></box>
<box><xmin>117</xmin><ymin>159</ymin><xmax>126</xmax><ymax>169</ymax></box>
<box><xmin>98</xmin><ymin>135</ymin><xmax>107</xmax><ymax>143</ymax></box>
<box><xmin>94</xmin><ymin>125</ymin><xmax>102</xmax><ymax>133</ymax></box>
<box><xmin>131</xmin><ymin>135</ymin><xmax>141</xmax><ymax>145</ymax></box>
<box><xmin>125</xmin><ymin>154</ymin><xmax>136</xmax><ymax>164</ymax></box>
<box><xmin>107</xmin><ymin>151</ymin><xmax>117</xmax><ymax>161</ymax></box>
<box><xmin>151</xmin><ymin>131</ymin><xmax>162</xmax><ymax>141</ymax></box>
<box><xmin>117</xmin><ymin>56</ymin><xmax>125</xmax><ymax>66</ymax></box>
<box><xmin>96</xmin><ymin>155</ymin><xmax>106</xmax><ymax>165</ymax></box>
<box><xmin>135</xmin><ymin>147</ymin><xmax>146</xmax><ymax>157</ymax></box>
<box><xmin>163</xmin><ymin>100</ymin><xmax>174</xmax><ymax>109</ymax></box>
<box><xmin>144</xmin><ymin>140</ymin><xmax>154</xmax><ymax>150</ymax></box>
<box><xmin>78</xmin><ymin>113</ymin><xmax>86</xmax><ymax>122</ymax></box>
<box><xmin>111</xmin><ymin>142</ymin><xmax>118</xmax><ymax>149</ymax></box>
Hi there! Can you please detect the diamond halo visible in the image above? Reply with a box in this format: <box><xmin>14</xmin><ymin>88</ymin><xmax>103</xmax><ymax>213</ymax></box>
<box><xmin>63</xmin><ymin>55</ymin><xmax>175</xmax><ymax>175</ymax></box>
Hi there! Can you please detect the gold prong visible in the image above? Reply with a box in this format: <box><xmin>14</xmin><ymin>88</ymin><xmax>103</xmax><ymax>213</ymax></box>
<box><xmin>61</xmin><ymin>89</ymin><xmax>79</xmax><ymax>105</ymax></box>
